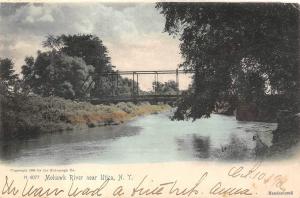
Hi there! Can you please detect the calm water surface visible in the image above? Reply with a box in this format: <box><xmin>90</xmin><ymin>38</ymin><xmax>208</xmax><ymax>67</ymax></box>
<box><xmin>0</xmin><ymin>113</ymin><xmax>278</xmax><ymax>165</ymax></box>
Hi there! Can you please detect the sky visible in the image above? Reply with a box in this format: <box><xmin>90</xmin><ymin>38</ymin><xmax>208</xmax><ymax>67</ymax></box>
<box><xmin>0</xmin><ymin>3</ymin><xmax>192</xmax><ymax>90</ymax></box>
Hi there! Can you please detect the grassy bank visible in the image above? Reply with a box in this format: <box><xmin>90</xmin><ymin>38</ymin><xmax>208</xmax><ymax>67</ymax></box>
<box><xmin>1</xmin><ymin>95</ymin><xmax>170</xmax><ymax>139</ymax></box>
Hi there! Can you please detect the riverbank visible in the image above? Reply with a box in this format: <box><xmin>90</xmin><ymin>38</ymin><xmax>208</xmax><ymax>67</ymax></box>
<box><xmin>0</xmin><ymin>95</ymin><xmax>170</xmax><ymax>139</ymax></box>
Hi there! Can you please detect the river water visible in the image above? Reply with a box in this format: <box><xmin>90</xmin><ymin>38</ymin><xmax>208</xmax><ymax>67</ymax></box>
<box><xmin>0</xmin><ymin>112</ymin><xmax>278</xmax><ymax>166</ymax></box>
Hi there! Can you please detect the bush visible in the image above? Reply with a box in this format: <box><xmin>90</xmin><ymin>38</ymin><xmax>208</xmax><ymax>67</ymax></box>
<box><xmin>0</xmin><ymin>94</ymin><xmax>170</xmax><ymax>139</ymax></box>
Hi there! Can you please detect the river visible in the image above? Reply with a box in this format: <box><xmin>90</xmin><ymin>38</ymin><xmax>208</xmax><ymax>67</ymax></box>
<box><xmin>0</xmin><ymin>112</ymin><xmax>278</xmax><ymax>166</ymax></box>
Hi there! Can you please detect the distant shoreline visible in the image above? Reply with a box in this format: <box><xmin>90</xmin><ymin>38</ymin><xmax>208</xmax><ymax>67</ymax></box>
<box><xmin>0</xmin><ymin>95</ymin><xmax>171</xmax><ymax>140</ymax></box>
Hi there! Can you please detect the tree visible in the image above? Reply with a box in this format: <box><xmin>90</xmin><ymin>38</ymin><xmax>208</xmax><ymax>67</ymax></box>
<box><xmin>156</xmin><ymin>3</ymin><xmax>299</xmax><ymax>120</ymax></box>
<box><xmin>22</xmin><ymin>51</ymin><xmax>94</xmax><ymax>99</ymax></box>
<box><xmin>43</xmin><ymin>34</ymin><xmax>113</xmax><ymax>74</ymax></box>
<box><xmin>0</xmin><ymin>58</ymin><xmax>21</xmax><ymax>96</ymax></box>
<box><xmin>0</xmin><ymin>58</ymin><xmax>18</xmax><ymax>82</ymax></box>
<box><xmin>118</xmin><ymin>77</ymin><xmax>135</xmax><ymax>96</ymax></box>
<box><xmin>24</xmin><ymin>34</ymin><xmax>137</xmax><ymax>99</ymax></box>
<box><xmin>152</xmin><ymin>80</ymin><xmax>178</xmax><ymax>95</ymax></box>
<box><xmin>43</xmin><ymin>34</ymin><xmax>114</xmax><ymax>97</ymax></box>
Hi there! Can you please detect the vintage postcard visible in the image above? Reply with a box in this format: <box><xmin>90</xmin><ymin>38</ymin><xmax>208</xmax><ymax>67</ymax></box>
<box><xmin>0</xmin><ymin>1</ymin><xmax>299</xmax><ymax>197</ymax></box>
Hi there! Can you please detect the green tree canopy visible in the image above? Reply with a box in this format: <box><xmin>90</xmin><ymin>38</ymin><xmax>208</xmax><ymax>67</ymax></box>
<box><xmin>22</xmin><ymin>34</ymin><xmax>137</xmax><ymax>99</ymax></box>
<box><xmin>152</xmin><ymin>80</ymin><xmax>179</xmax><ymax>95</ymax></box>
<box><xmin>22</xmin><ymin>51</ymin><xmax>94</xmax><ymax>99</ymax></box>
<box><xmin>0</xmin><ymin>58</ymin><xmax>20</xmax><ymax>98</ymax></box>
<box><xmin>42</xmin><ymin>34</ymin><xmax>116</xmax><ymax>98</ymax></box>
<box><xmin>156</xmin><ymin>3</ymin><xmax>299</xmax><ymax>120</ymax></box>
<box><xmin>43</xmin><ymin>34</ymin><xmax>113</xmax><ymax>74</ymax></box>
<box><xmin>0</xmin><ymin>58</ymin><xmax>18</xmax><ymax>82</ymax></box>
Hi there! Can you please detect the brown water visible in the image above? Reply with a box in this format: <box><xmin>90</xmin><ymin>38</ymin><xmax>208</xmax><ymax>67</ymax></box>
<box><xmin>0</xmin><ymin>113</ymin><xmax>278</xmax><ymax>166</ymax></box>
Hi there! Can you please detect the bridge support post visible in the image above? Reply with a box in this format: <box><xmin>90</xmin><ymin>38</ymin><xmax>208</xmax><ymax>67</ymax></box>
<box><xmin>116</xmin><ymin>71</ymin><xmax>119</xmax><ymax>96</ymax></box>
<box><xmin>176</xmin><ymin>69</ymin><xmax>179</xmax><ymax>96</ymax></box>
<box><xmin>110</xmin><ymin>74</ymin><xmax>114</xmax><ymax>96</ymax></box>
<box><xmin>132</xmin><ymin>72</ymin><xmax>135</xmax><ymax>97</ymax></box>
<box><xmin>155</xmin><ymin>72</ymin><xmax>158</xmax><ymax>96</ymax></box>
<box><xmin>137</xmin><ymin>73</ymin><xmax>139</xmax><ymax>96</ymax></box>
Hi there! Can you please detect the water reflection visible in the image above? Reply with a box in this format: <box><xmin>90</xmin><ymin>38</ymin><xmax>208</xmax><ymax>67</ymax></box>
<box><xmin>191</xmin><ymin>135</ymin><xmax>210</xmax><ymax>158</ymax></box>
<box><xmin>0</xmin><ymin>124</ymin><xmax>141</xmax><ymax>164</ymax></box>
<box><xmin>176</xmin><ymin>132</ymin><xmax>272</xmax><ymax>161</ymax></box>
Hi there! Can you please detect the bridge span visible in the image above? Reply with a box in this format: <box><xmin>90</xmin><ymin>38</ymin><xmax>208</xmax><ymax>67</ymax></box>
<box><xmin>82</xmin><ymin>69</ymin><xmax>194</xmax><ymax>104</ymax></box>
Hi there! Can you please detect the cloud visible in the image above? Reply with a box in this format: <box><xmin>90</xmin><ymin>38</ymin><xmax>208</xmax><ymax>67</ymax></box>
<box><xmin>0</xmin><ymin>3</ymin><xmax>187</xmax><ymax>89</ymax></box>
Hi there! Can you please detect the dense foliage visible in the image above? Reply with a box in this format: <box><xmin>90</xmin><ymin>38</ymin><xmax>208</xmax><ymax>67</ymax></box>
<box><xmin>152</xmin><ymin>80</ymin><xmax>179</xmax><ymax>95</ymax></box>
<box><xmin>22</xmin><ymin>34</ymin><xmax>136</xmax><ymax>99</ymax></box>
<box><xmin>22</xmin><ymin>52</ymin><xmax>94</xmax><ymax>99</ymax></box>
<box><xmin>0</xmin><ymin>58</ymin><xmax>18</xmax><ymax>82</ymax></box>
<box><xmin>43</xmin><ymin>34</ymin><xmax>113</xmax><ymax>74</ymax></box>
<box><xmin>156</xmin><ymin>3</ymin><xmax>299</xmax><ymax>120</ymax></box>
<box><xmin>0</xmin><ymin>58</ymin><xmax>30</xmax><ymax>138</ymax></box>
<box><xmin>43</xmin><ymin>34</ymin><xmax>123</xmax><ymax>98</ymax></box>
